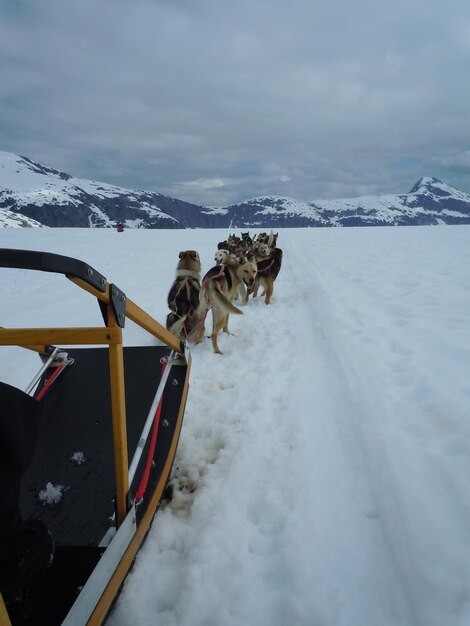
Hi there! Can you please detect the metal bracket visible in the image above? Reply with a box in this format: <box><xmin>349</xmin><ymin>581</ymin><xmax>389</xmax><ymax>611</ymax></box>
<box><xmin>110</xmin><ymin>284</ymin><xmax>127</xmax><ymax>328</ymax></box>
<box><xmin>99</xmin><ymin>283</ymin><xmax>127</xmax><ymax>328</ymax></box>
<box><xmin>171</xmin><ymin>347</ymin><xmax>187</xmax><ymax>365</ymax></box>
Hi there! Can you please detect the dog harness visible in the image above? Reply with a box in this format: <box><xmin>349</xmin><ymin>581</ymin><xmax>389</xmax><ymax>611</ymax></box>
<box><xmin>256</xmin><ymin>259</ymin><xmax>274</xmax><ymax>274</ymax></box>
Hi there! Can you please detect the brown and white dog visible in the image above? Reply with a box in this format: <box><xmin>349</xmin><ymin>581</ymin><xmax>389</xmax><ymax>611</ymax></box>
<box><xmin>192</xmin><ymin>258</ymin><xmax>256</xmax><ymax>353</ymax></box>
<box><xmin>236</xmin><ymin>257</ymin><xmax>258</xmax><ymax>305</ymax></box>
<box><xmin>166</xmin><ymin>250</ymin><xmax>201</xmax><ymax>341</ymax></box>
<box><xmin>214</xmin><ymin>250</ymin><xmax>257</xmax><ymax>304</ymax></box>
<box><xmin>192</xmin><ymin>263</ymin><xmax>242</xmax><ymax>354</ymax></box>
<box><xmin>253</xmin><ymin>247</ymin><xmax>283</xmax><ymax>304</ymax></box>
<box><xmin>241</xmin><ymin>232</ymin><xmax>253</xmax><ymax>254</ymax></box>
<box><xmin>253</xmin><ymin>241</ymin><xmax>270</xmax><ymax>262</ymax></box>
<box><xmin>214</xmin><ymin>249</ymin><xmax>238</xmax><ymax>266</ymax></box>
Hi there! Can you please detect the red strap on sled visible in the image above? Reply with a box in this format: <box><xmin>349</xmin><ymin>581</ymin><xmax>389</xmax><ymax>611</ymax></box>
<box><xmin>35</xmin><ymin>359</ymin><xmax>71</xmax><ymax>401</ymax></box>
<box><xmin>135</xmin><ymin>360</ymin><xmax>167</xmax><ymax>502</ymax></box>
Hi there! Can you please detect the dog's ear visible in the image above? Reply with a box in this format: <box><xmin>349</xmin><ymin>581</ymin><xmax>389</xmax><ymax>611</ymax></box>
<box><xmin>179</xmin><ymin>251</ymin><xmax>184</xmax><ymax>259</ymax></box>
<box><xmin>191</xmin><ymin>251</ymin><xmax>199</xmax><ymax>261</ymax></box>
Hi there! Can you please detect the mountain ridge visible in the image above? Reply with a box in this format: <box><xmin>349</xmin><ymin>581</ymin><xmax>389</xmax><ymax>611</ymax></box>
<box><xmin>1</xmin><ymin>152</ymin><xmax>470</xmax><ymax>228</ymax></box>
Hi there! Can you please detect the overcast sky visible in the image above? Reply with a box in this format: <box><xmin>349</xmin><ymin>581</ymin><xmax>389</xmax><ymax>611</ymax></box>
<box><xmin>1</xmin><ymin>0</ymin><xmax>470</xmax><ymax>207</ymax></box>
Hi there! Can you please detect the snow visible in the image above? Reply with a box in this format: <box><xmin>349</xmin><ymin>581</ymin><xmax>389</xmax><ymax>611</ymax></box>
<box><xmin>1</xmin><ymin>225</ymin><xmax>470</xmax><ymax>625</ymax></box>
<box><xmin>70</xmin><ymin>452</ymin><xmax>86</xmax><ymax>465</ymax></box>
<box><xmin>0</xmin><ymin>208</ymin><xmax>46</xmax><ymax>228</ymax></box>
<box><xmin>39</xmin><ymin>482</ymin><xmax>65</xmax><ymax>505</ymax></box>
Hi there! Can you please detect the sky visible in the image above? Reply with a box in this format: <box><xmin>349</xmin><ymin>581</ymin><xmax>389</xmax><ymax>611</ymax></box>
<box><xmin>1</xmin><ymin>225</ymin><xmax>469</xmax><ymax>625</ymax></box>
<box><xmin>1</xmin><ymin>0</ymin><xmax>470</xmax><ymax>206</ymax></box>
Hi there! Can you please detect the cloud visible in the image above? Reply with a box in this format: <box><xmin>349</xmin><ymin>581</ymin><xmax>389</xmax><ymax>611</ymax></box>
<box><xmin>428</xmin><ymin>150</ymin><xmax>470</xmax><ymax>171</ymax></box>
<box><xmin>179</xmin><ymin>178</ymin><xmax>226</xmax><ymax>190</ymax></box>
<box><xmin>1</xmin><ymin>0</ymin><xmax>470</xmax><ymax>206</ymax></box>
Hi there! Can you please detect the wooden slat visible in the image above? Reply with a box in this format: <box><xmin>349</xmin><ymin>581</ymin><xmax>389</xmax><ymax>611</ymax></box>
<box><xmin>68</xmin><ymin>276</ymin><xmax>110</xmax><ymax>302</ymax></box>
<box><xmin>0</xmin><ymin>326</ymin><xmax>50</xmax><ymax>355</ymax></box>
<box><xmin>0</xmin><ymin>328</ymin><xmax>121</xmax><ymax>346</ymax></box>
<box><xmin>0</xmin><ymin>593</ymin><xmax>12</xmax><ymax>626</ymax></box>
<box><xmin>108</xmin><ymin>341</ymin><xmax>129</xmax><ymax>527</ymax></box>
<box><xmin>68</xmin><ymin>276</ymin><xmax>182</xmax><ymax>353</ymax></box>
<box><xmin>126</xmin><ymin>300</ymin><xmax>182</xmax><ymax>353</ymax></box>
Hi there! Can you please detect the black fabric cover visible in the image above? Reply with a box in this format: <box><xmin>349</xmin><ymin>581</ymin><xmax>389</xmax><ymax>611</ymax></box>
<box><xmin>0</xmin><ymin>382</ymin><xmax>43</xmax><ymax>563</ymax></box>
<box><xmin>21</xmin><ymin>345</ymin><xmax>183</xmax><ymax>546</ymax></box>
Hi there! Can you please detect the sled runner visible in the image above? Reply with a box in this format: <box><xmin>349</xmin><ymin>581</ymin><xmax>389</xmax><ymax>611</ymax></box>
<box><xmin>0</xmin><ymin>248</ymin><xmax>191</xmax><ymax>625</ymax></box>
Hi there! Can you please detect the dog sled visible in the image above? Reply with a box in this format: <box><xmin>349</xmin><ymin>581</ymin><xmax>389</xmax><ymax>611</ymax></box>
<box><xmin>0</xmin><ymin>248</ymin><xmax>191</xmax><ymax>625</ymax></box>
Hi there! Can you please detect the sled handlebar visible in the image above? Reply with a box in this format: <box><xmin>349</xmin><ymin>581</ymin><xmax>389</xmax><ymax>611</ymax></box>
<box><xmin>0</xmin><ymin>248</ymin><xmax>107</xmax><ymax>292</ymax></box>
<box><xmin>0</xmin><ymin>247</ymin><xmax>184</xmax><ymax>353</ymax></box>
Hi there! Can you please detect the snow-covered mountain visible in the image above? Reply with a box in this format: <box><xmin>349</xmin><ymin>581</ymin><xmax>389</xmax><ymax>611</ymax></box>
<box><xmin>0</xmin><ymin>152</ymin><xmax>209</xmax><ymax>229</ymax></box>
<box><xmin>0</xmin><ymin>207</ymin><xmax>46</xmax><ymax>228</ymax></box>
<box><xmin>1</xmin><ymin>151</ymin><xmax>470</xmax><ymax>228</ymax></box>
<box><xmin>224</xmin><ymin>177</ymin><xmax>470</xmax><ymax>227</ymax></box>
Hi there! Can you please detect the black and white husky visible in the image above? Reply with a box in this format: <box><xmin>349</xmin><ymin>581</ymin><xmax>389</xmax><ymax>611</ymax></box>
<box><xmin>166</xmin><ymin>250</ymin><xmax>202</xmax><ymax>341</ymax></box>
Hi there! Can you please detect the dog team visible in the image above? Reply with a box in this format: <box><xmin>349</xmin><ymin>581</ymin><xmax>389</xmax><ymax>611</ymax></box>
<box><xmin>165</xmin><ymin>232</ymin><xmax>283</xmax><ymax>354</ymax></box>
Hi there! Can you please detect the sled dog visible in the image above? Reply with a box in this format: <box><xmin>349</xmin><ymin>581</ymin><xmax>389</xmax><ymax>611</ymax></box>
<box><xmin>267</xmin><ymin>231</ymin><xmax>278</xmax><ymax>247</ymax></box>
<box><xmin>253</xmin><ymin>247</ymin><xmax>283</xmax><ymax>304</ymax></box>
<box><xmin>241</xmin><ymin>232</ymin><xmax>253</xmax><ymax>253</ymax></box>
<box><xmin>192</xmin><ymin>260</ymin><xmax>256</xmax><ymax>354</ymax></box>
<box><xmin>253</xmin><ymin>241</ymin><xmax>270</xmax><ymax>261</ymax></box>
<box><xmin>236</xmin><ymin>258</ymin><xmax>258</xmax><ymax>305</ymax></box>
<box><xmin>214</xmin><ymin>249</ymin><xmax>239</xmax><ymax>266</ymax></box>
<box><xmin>214</xmin><ymin>249</ymin><xmax>229</xmax><ymax>264</ymax></box>
<box><xmin>166</xmin><ymin>250</ymin><xmax>201</xmax><ymax>341</ymax></box>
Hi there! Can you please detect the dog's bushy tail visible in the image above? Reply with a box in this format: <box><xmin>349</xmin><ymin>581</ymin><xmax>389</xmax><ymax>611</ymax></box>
<box><xmin>208</xmin><ymin>284</ymin><xmax>243</xmax><ymax>315</ymax></box>
<box><xmin>166</xmin><ymin>312</ymin><xmax>188</xmax><ymax>340</ymax></box>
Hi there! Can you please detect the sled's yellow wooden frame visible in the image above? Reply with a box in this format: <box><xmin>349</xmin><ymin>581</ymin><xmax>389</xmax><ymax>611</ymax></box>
<box><xmin>0</xmin><ymin>277</ymin><xmax>186</xmax><ymax>526</ymax></box>
<box><xmin>0</xmin><ymin>249</ymin><xmax>191</xmax><ymax>626</ymax></box>
<box><xmin>0</xmin><ymin>595</ymin><xmax>11</xmax><ymax>626</ymax></box>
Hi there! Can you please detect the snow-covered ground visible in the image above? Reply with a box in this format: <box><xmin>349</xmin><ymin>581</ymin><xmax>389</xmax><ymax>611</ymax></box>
<box><xmin>0</xmin><ymin>225</ymin><xmax>469</xmax><ymax>626</ymax></box>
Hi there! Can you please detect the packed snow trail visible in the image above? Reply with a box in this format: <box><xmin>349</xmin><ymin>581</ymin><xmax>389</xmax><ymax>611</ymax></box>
<box><xmin>110</xmin><ymin>233</ymin><xmax>415</xmax><ymax>626</ymax></box>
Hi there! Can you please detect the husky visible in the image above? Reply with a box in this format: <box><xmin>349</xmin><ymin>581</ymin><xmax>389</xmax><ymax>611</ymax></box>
<box><xmin>253</xmin><ymin>241</ymin><xmax>270</xmax><ymax>261</ymax></box>
<box><xmin>166</xmin><ymin>250</ymin><xmax>201</xmax><ymax>341</ymax></box>
<box><xmin>214</xmin><ymin>249</ymin><xmax>229</xmax><ymax>265</ymax></box>
<box><xmin>267</xmin><ymin>231</ymin><xmax>278</xmax><ymax>247</ymax></box>
<box><xmin>214</xmin><ymin>249</ymin><xmax>239</xmax><ymax>266</ymax></box>
<box><xmin>256</xmin><ymin>231</ymin><xmax>278</xmax><ymax>247</ymax></box>
<box><xmin>241</xmin><ymin>232</ymin><xmax>253</xmax><ymax>253</ymax></box>
<box><xmin>253</xmin><ymin>247</ymin><xmax>283</xmax><ymax>305</ymax></box>
<box><xmin>214</xmin><ymin>251</ymin><xmax>256</xmax><ymax>304</ymax></box>
<box><xmin>192</xmin><ymin>258</ymin><xmax>255</xmax><ymax>354</ymax></box>
<box><xmin>236</xmin><ymin>258</ymin><xmax>258</xmax><ymax>304</ymax></box>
